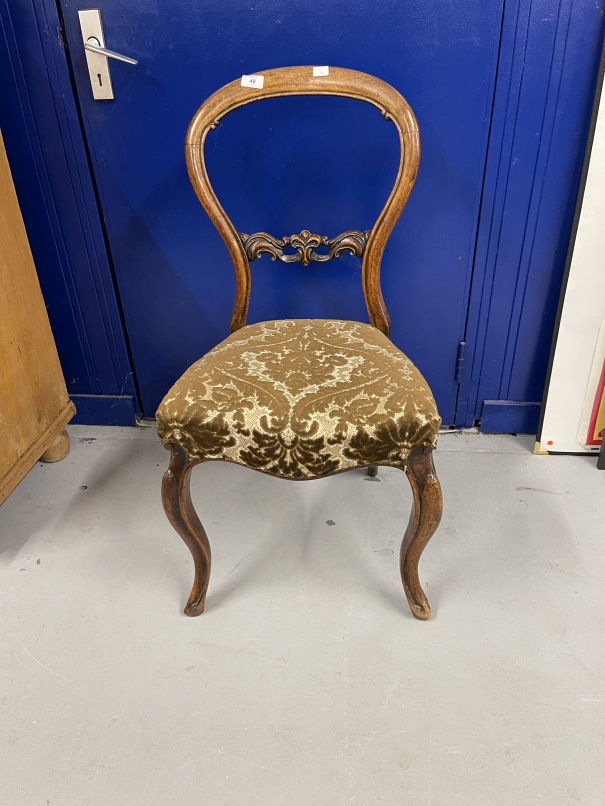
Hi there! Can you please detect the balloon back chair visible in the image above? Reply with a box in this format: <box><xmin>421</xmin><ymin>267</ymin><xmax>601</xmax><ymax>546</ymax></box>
<box><xmin>157</xmin><ymin>66</ymin><xmax>443</xmax><ymax>620</ymax></box>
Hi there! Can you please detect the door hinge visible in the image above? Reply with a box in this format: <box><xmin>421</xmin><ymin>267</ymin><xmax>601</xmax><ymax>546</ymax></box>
<box><xmin>455</xmin><ymin>341</ymin><xmax>466</xmax><ymax>384</ymax></box>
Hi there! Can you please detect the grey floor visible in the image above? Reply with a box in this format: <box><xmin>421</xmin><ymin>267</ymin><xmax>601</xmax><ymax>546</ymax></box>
<box><xmin>0</xmin><ymin>425</ymin><xmax>604</xmax><ymax>805</ymax></box>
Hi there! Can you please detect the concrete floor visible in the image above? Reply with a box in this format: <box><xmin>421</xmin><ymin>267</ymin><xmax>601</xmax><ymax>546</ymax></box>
<box><xmin>0</xmin><ymin>425</ymin><xmax>604</xmax><ymax>805</ymax></box>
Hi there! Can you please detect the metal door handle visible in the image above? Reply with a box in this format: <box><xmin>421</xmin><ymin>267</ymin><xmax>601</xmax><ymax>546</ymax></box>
<box><xmin>84</xmin><ymin>37</ymin><xmax>138</xmax><ymax>65</ymax></box>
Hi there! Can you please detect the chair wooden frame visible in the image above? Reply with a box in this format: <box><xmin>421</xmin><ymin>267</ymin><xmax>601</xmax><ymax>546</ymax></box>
<box><xmin>161</xmin><ymin>66</ymin><xmax>442</xmax><ymax>620</ymax></box>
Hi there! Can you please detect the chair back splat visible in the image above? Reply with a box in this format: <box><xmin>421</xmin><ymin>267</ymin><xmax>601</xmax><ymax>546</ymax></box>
<box><xmin>185</xmin><ymin>66</ymin><xmax>420</xmax><ymax>336</ymax></box>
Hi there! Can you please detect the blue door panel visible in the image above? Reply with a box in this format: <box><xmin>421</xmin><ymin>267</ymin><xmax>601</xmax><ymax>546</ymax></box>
<box><xmin>0</xmin><ymin>0</ymin><xmax>92</xmax><ymax>395</ymax></box>
<box><xmin>456</xmin><ymin>0</ymin><xmax>605</xmax><ymax>428</ymax></box>
<box><xmin>60</xmin><ymin>0</ymin><xmax>504</xmax><ymax>422</ymax></box>
<box><xmin>0</xmin><ymin>0</ymin><xmax>138</xmax><ymax>417</ymax></box>
<box><xmin>4</xmin><ymin>0</ymin><xmax>603</xmax><ymax>430</ymax></box>
<box><xmin>504</xmin><ymin>3</ymin><xmax>605</xmax><ymax>404</ymax></box>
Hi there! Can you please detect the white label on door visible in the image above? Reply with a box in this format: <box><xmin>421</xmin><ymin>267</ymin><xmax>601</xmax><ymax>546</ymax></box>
<box><xmin>241</xmin><ymin>74</ymin><xmax>264</xmax><ymax>88</ymax></box>
<box><xmin>313</xmin><ymin>66</ymin><xmax>330</xmax><ymax>77</ymax></box>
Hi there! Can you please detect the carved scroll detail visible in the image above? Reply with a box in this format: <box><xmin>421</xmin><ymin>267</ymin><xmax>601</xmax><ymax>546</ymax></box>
<box><xmin>239</xmin><ymin>229</ymin><xmax>370</xmax><ymax>266</ymax></box>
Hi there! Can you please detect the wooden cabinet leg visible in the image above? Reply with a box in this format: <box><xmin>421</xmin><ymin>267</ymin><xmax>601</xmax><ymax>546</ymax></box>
<box><xmin>40</xmin><ymin>429</ymin><xmax>70</xmax><ymax>463</ymax></box>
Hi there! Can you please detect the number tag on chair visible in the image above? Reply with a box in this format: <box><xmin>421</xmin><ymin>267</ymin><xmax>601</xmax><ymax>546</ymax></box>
<box><xmin>313</xmin><ymin>66</ymin><xmax>330</xmax><ymax>76</ymax></box>
<box><xmin>241</xmin><ymin>74</ymin><xmax>264</xmax><ymax>88</ymax></box>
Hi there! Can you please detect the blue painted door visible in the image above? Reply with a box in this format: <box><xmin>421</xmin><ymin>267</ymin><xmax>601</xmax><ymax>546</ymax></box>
<box><xmin>59</xmin><ymin>0</ymin><xmax>503</xmax><ymax>422</ymax></box>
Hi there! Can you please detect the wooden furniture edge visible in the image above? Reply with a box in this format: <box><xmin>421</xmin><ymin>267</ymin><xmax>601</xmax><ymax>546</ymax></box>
<box><xmin>0</xmin><ymin>401</ymin><xmax>76</xmax><ymax>505</ymax></box>
<box><xmin>185</xmin><ymin>66</ymin><xmax>420</xmax><ymax>336</ymax></box>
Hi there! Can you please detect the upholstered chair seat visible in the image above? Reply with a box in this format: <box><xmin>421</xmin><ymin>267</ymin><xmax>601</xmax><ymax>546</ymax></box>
<box><xmin>157</xmin><ymin>319</ymin><xmax>441</xmax><ymax>479</ymax></box>
<box><xmin>159</xmin><ymin>66</ymin><xmax>445</xmax><ymax>621</ymax></box>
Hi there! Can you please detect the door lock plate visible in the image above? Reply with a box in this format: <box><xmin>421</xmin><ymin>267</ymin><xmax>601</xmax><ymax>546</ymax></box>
<box><xmin>79</xmin><ymin>9</ymin><xmax>114</xmax><ymax>100</ymax></box>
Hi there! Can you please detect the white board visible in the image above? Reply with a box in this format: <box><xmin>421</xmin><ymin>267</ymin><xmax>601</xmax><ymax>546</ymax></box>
<box><xmin>539</xmin><ymin>74</ymin><xmax>605</xmax><ymax>455</ymax></box>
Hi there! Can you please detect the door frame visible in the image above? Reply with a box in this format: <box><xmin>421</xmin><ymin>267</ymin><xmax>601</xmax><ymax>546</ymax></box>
<box><xmin>3</xmin><ymin>0</ymin><xmax>604</xmax><ymax>429</ymax></box>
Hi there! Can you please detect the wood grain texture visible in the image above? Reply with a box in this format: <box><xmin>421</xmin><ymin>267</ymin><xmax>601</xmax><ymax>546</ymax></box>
<box><xmin>185</xmin><ymin>66</ymin><xmax>420</xmax><ymax>335</ymax></box>
<box><xmin>40</xmin><ymin>429</ymin><xmax>70</xmax><ymax>463</ymax></box>
<box><xmin>162</xmin><ymin>70</ymin><xmax>441</xmax><ymax>621</ymax></box>
<box><xmin>0</xmin><ymin>404</ymin><xmax>74</xmax><ymax>505</ymax></box>
<box><xmin>0</xmin><ymin>131</ymin><xmax>75</xmax><ymax>504</ymax></box>
<box><xmin>161</xmin><ymin>443</ymin><xmax>211</xmax><ymax>616</ymax></box>
<box><xmin>400</xmin><ymin>445</ymin><xmax>443</xmax><ymax>619</ymax></box>
<box><xmin>162</xmin><ymin>447</ymin><xmax>442</xmax><ymax>620</ymax></box>
<box><xmin>239</xmin><ymin>229</ymin><xmax>370</xmax><ymax>266</ymax></box>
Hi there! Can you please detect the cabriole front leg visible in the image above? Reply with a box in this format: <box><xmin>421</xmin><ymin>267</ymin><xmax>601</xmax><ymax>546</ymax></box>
<box><xmin>400</xmin><ymin>445</ymin><xmax>443</xmax><ymax>620</ymax></box>
<box><xmin>161</xmin><ymin>443</ymin><xmax>211</xmax><ymax>616</ymax></box>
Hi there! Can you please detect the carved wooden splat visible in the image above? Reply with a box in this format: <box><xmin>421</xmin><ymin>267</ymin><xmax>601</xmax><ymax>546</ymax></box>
<box><xmin>238</xmin><ymin>229</ymin><xmax>371</xmax><ymax>266</ymax></box>
<box><xmin>185</xmin><ymin>66</ymin><xmax>421</xmax><ymax>335</ymax></box>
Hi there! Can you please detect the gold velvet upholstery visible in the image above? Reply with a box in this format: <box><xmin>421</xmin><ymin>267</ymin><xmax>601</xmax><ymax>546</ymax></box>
<box><xmin>157</xmin><ymin>319</ymin><xmax>441</xmax><ymax>479</ymax></box>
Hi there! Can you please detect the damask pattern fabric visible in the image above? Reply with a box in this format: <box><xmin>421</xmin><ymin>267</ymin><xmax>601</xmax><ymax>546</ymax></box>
<box><xmin>156</xmin><ymin>319</ymin><xmax>441</xmax><ymax>478</ymax></box>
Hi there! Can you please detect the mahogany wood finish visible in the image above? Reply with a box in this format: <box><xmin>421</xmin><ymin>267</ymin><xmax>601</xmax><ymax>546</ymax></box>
<box><xmin>400</xmin><ymin>446</ymin><xmax>443</xmax><ymax>620</ymax></box>
<box><xmin>162</xmin><ymin>68</ymin><xmax>442</xmax><ymax>620</ymax></box>
<box><xmin>163</xmin><ymin>445</ymin><xmax>441</xmax><ymax>619</ymax></box>
<box><xmin>239</xmin><ymin>229</ymin><xmax>370</xmax><ymax>266</ymax></box>
<box><xmin>161</xmin><ymin>443</ymin><xmax>211</xmax><ymax>616</ymax></box>
<box><xmin>185</xmin><ymin>66</ymin><xmax>420</xmax><ymax>336</ymax></box>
